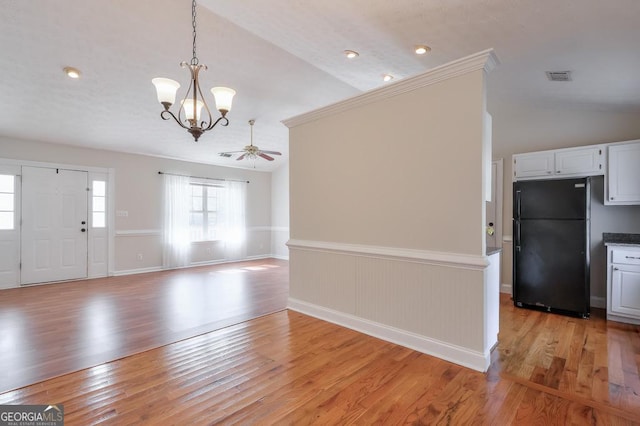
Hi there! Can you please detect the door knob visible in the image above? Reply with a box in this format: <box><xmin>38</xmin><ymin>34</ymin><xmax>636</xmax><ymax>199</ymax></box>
<box><xmin>81</xmin><ymin>221</ymin><xmax>86</xmax><ymax>225</ymax></box>
<box><xmin>81</xmin><ymin>228</ymin><xmax>86</xmax><ymax>232</ymax></box>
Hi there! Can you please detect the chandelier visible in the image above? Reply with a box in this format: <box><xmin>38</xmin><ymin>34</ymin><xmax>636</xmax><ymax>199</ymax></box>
<box><xmin>152</xmin><ymin>0</ymin><xmax>236</xmax><ymax>142</ymax></box>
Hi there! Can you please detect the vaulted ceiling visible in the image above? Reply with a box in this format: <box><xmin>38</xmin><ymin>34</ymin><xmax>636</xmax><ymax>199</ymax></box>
<box><xmin>1</xmin><ymin>0</ymin><xmax>639</xmax><ymax>171</ymax></box>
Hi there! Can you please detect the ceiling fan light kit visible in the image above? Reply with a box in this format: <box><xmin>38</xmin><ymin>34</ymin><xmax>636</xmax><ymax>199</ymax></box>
<box><xmin>152</xmin><ymin>0</ymin><xmax>236</xmax><ymax>142</ymax></box>
<box><xmin>219</xmin><ymin>120</ymin><xmax>282</xmax><ymax>164</ymax></box>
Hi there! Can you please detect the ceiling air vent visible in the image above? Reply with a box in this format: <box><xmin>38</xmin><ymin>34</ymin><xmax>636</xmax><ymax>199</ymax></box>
<box><xmin>546</xmin><ymin>71</ymin><xmax>572</xmax><ymax>82</ymax></box>
<box><xmin>218</xmin><ymin>152</ymin><xmax>232</xmax><ymax>158</ymax></box>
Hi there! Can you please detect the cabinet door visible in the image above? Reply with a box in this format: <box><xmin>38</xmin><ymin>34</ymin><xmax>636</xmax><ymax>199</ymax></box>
<box><xmin>555</xmin><ymin>146</ymin><xmax>603</xmax><ymax>176</ymax></box>
<box><xmin>611</xmin><ymin>266</ymin><xmax>640</xmax><ymax>318</ymax></box>
<box><xmin>513</xmin><ymin>152</ymin><xmax>554</xmax><ymax>179</ymax></box>
<box><xmin>608</xmin><ymin>142</ymin><xmax>640</xmax><ymax>204</ymax></box>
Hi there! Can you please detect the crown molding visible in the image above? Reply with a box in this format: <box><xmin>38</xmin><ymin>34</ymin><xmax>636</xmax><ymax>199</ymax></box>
<box><xmin>282</xmin><ymin>48</ymin><xmax>499</xmax><ymax>129</ymax></box>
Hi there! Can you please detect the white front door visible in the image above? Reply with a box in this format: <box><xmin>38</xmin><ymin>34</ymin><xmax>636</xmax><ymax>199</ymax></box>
<box><xmin>21</xmin><ymin>166</ymin><xmax>88</xmax><ymax>285</ymax></box>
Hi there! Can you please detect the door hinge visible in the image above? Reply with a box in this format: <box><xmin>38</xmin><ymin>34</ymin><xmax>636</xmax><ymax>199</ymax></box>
<box><xmin>86</xmin><ymin>187</ymin><xmax>90</xmax><ymax>191</ymax></box>
<box><xmin>19</xmin><ymin>262</ymin><xmax>21</xmax><ymax>270</ymax></box>
<box><xmin>599</xmin><ymin>164</ymin><xmax>602</xmax><ymax>169</ymax></box>
<box><xmin>599</xmin><ymin>149</ymin><xmax>602</xmax><ymax>155</ymax></box>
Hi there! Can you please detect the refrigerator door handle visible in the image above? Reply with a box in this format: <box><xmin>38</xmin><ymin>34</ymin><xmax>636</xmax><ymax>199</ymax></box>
<box><xmin>515</xmin><ymin>190</ymin><xmax>522</xmax><ymax>219</ymax></box>
<box><xmin>515</xmin><ymin>221</ymin><xmax>521</xmax><ymax>252</ymax></box>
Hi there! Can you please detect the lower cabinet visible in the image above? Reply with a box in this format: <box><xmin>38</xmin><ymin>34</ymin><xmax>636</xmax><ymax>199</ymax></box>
<box><xmin>607</xmin><ymin>246</ymin><xmax>640</xmax><ymax>325</ymax></box>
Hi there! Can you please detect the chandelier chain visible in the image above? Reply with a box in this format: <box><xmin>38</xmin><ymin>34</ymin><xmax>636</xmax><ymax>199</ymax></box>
<box><xmin>191</xmin><ymin>0</ymin><xmax>198</xmax><ymax>65</ymax></box>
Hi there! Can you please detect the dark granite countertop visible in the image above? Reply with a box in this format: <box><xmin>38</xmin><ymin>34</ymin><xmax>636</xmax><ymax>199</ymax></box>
<box><xmin>486</xmin><ymin>246</ymin><xmax>502</xmax><ymax>256</ymax></box>
<box><xmin>603</xmin><ymin>233</ymin><xmax>640</xmax><ymax>246</ymax></box>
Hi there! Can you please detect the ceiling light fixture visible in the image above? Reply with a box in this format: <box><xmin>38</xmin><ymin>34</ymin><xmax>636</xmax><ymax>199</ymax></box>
<box><xmin>414</xmin><ymin>45</ymin><xmax>431</xmax><ymax>55</ymax></box>
<box><xmin>218</xmin><ymin>120</ymin><xmax>282</xmax><ymax>163</ymax></box>
<box><xmin>63</xmin><ymin>67</ymin><xmax>81</xmax><ymax>79</ymax></box>
<box><xmin>152</xmin><ymin>0</ymin><xmax>236</xmax><ymax>142</ymax></box>
<box><xmin>382</xmin><ymin>74</ymin><xmax>394</xmax><ymax>82</ymax></box>
<box><xmin>344</xmin><ymin>50</ymin><xmax>359</xmax><ymax>59</ymax></box>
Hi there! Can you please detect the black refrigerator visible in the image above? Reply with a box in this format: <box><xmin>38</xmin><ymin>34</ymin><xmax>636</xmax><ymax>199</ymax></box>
<box><xmin>513</xmin><ymin>177</ymin><xmax>590</xmax><ymax>318</ymax></box>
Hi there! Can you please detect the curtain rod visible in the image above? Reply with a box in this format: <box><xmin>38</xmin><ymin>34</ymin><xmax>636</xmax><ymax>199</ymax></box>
<box><xmin>158</xmin><ymin>171</ymin><xmax>249</xmax><ymax>183</ymax></box>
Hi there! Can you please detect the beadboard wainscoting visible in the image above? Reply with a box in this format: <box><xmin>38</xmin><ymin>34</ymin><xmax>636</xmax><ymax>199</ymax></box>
<box><xmin>287</xmin><ymin>240</ymin><xmax>492</xmax><ymax>372</ymax></box>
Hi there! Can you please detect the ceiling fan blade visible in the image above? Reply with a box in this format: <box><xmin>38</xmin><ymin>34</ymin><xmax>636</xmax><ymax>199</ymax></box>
<box><xmin>260</xmin><ymin>150</ymin><xmax>282</xmax><ymax>155</ymax></box>
<box><xmin>237</xmin><ymin>154</ymin><xmax>246</xmax><ymax>161</ymax></box>
<box><xmin>259</xmin><ymin>153</ymin><xmax>275</xmax><ymax>161</ymax></box>
<box><xmin>220</xmin><ymin>151</ymin><xmax>246</xmax><ymax>155</ymax></box>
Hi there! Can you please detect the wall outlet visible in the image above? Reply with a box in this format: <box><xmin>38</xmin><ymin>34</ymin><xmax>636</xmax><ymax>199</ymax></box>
<box><xmin>116</xmin><ymin>210</ymin><xmax>129</xmax><ymax>217</ymax></box>
<box><xmin>136</xmin><ymin>253</ymin><xmax>143</xmax><ymax>261</ymax></box>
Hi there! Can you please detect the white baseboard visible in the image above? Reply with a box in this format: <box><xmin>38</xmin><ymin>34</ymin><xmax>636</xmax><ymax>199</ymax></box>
<box><xmin>243</xmin><ymin>254</ymin><xmax>273</xmax><ymax>261</ymax></box>
<box><xmin>500</xmin><ymin>283</ymin><xmax>512</xmax><ymax>294</ymax></box>
<box><xmin>590</xmin><ymin>296</ymin><xmax>606</xmax><ymax>309</ymax></box>
<box><xmin>111</xmin><ymin>266</ymin><xmax>163</xmax><ymax>276</ymax></box>
<box><xmin>270</xmin><ymin>254</ymin><xmax>289</xmax><ymax>260</ymax></box>
<box><xmin>112</xmin><ymin>255</ymin><xmax>281</xmax><ymax>277</ymax></box>
<box><xmin>288</xmin><ymin>298</ymin><xmax>490</xmax><ymax>373</ymax></box>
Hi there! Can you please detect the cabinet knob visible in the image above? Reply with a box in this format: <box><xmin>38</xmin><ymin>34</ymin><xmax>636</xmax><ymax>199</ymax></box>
<box><xmin>556</xmin><ymin>170</ymin><xmax>561</xmax><ymax>173</ymax></box>
<box><xmin>614</xmin><ymin>267</ymin><xmax>619</xmax><ymax>270</ymax></box>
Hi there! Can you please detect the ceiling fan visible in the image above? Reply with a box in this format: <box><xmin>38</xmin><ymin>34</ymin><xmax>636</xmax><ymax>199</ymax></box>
<box><xmin>219</xmin><ymin>120</ymin><xmax>282</xmax><ymax>162</ymax></box>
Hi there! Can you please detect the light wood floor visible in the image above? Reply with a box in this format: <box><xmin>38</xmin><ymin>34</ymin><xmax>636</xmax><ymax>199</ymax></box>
<box><xmin>2</xmin><ymin>264</ymin><xmax>640</xmax><ymax>424</ymax></box>
<box><xmin>0</xmin><ymin>258</ymin><xmax>288</xmax><ymax>393</ymax></box>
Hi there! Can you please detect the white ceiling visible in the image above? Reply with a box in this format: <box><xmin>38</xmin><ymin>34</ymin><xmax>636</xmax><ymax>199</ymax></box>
<box><xmin>1</xmin><ymin>0</ymin><xmax>639</xmax><ymax>171</ymax></box>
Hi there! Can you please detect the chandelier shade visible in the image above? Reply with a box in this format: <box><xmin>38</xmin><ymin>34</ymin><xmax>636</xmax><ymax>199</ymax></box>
<box><xmin>211</xmin><ymin>87</ymin><xmax>236</xmax><ymax>114</ymax></box>
<box><xmin>151</xmin><ymin>78</ymin><xmax>180</xmax><ymax>107</ymax></box>
<box><xmin>152</xmin><ymin>0</ymin><xmax>235</xmax><ymax>141</ymax></box>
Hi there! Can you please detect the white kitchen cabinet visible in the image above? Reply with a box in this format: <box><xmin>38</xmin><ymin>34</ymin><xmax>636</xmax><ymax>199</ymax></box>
<box><xmin>606</xmin><ymin>140</ymin><xmax>640</xmax><ymax>205</ymax></box>
<box><xmin>607</xmin><ymin>245</ymin><xmax>640</xmax><ymax>325</ymax></box>
<box><xmin>513</xmin><ymin>151</ymin><xmax>554</xmax><ymax>179</ymax></box>
<box><xmin>555</xmin><ymin>146</ymin><xmax>604</xmax><ymax>176</ymax></box>
<box><xmin>513</xmin><ymin>145</ymin><xmax>604</xmax><ymax>180</ymax></box>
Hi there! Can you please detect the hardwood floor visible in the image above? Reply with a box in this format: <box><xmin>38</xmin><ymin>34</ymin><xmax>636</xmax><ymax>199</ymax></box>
<box><xmin>1</xmin><ymin>265</ymin><xmax>640</xmax><ymax>424</ymax></box>
<box><xmin>0</xmin><ymin>258</ymin><xmax>288</xmax><ymax>393</ymax></box>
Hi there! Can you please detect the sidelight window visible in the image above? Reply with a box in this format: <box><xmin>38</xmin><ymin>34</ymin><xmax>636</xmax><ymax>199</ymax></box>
<box><xmin>0</xmin><ymin>174</ymin><xmax>15</xmax><ymax>230</ymax></box>
<box><xmin>92</xmin><ymin>180</ymin><xmax>106</xmax><ymax>228</ymax></box>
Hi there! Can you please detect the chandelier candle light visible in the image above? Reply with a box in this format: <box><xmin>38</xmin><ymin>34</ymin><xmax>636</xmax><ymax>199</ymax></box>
<box><xmin>152</xmin><ymin>0</ymin><xmax>236</xmax><ymax>141</ymax></box>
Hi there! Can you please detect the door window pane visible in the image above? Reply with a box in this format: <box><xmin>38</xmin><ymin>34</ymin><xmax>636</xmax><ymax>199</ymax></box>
<box><xmin>0</xmin><ymin>193</ymin><xmax>13</xmax><ymax>210</ymax></box>
<box><xmin>93</xmin><ymin>180</ymin><xmax>106</xmax><ymax>196</ymax></box>
<box><xmin>0</xmin><ymin>175</ymin><xmax>14</xmax><ymax>193</ymax></box>
<box><xmin>0</xmin><ymin>212</ymin><xmax>13</xmax><ymax>230</ymax></box>
<box><xmin>93</xmin><ymin>197</ymin><xmax>105</xmax><ymax>212</ymax></box>
<box><xmin>92</xmin><ymin>212</ymin><xmax>105</xmax><ymax>228</ymax></box>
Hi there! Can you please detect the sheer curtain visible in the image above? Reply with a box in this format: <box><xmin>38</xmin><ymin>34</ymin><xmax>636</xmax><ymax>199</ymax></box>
<box><xmin>222</xmin><ymin>180</ymin><xmax>247</xmax><ymax>260</ymax></box>
<box><xmin>162</xmin><ymin>174</ymin><xmax>191</xmax><ymax>268</ymax></box>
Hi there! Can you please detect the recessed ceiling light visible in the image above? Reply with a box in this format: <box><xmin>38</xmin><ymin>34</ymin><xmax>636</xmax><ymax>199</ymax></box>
<box><xmin>382</xmin><ymin>74</ymin><xmax>394</xmax><ymax>82</ymax></box>
<box><xmin>344</xmin><ymin>50</ymin><xmax>359</xmax><ymax>59</ymax></box>
<box><xmin>414</xmin><ymin>45</ymin><xmax>431</xmax><ymax>55</ymax></box>
<box><xmin>63</xmin><ymin>67</ymin><xmax>81</xmax><ymax>79</ymax></box>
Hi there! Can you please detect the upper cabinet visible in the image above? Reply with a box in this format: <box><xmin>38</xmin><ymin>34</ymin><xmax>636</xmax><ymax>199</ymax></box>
<box><xmin>513</xmin><ymin>145</ymin><xmax>604</xmax><ymax>180</ymax></box>
<box><xmin>606</xmin><ymin>140</ymin><xmax>640</xmax><ymax>205</ymax></box>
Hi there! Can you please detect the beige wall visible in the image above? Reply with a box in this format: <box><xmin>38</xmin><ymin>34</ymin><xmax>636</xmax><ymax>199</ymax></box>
<box><xmin>0</xmin><ymin>136</ymin><xmax>273</xmax><ymax>273</ymax></box>
<box><xmin>286</xmin><ymin>51</ymin><xmax>497</xmax><ymax>371</ymax></box>
<box><xmin>271</xmin><ymin>161</ymin><xmax>289</xmax><ymax>259</ymax></box>
<box><xmin>290</xmin><ymin>71</ymin><xmax>486</xmax><ymax>255</ymax></box>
